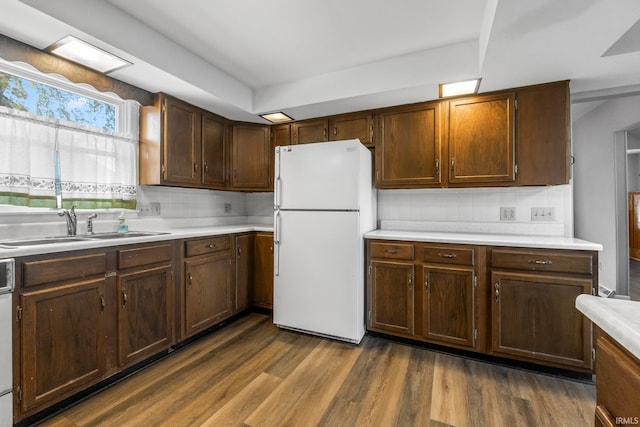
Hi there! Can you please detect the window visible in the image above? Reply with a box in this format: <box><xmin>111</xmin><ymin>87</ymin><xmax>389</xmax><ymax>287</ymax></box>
<box><xmin>0</xmin><ymin>61</ymin><xmax>138</xmax><ymax>210</ymax></box>
<box><xmin>0</xmin><ymin>70</ymin><xmax>117</xmax><ymax>132</ymax></box>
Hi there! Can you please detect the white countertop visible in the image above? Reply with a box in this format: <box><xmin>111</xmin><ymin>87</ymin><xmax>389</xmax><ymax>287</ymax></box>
<box><xmin>576</xmin><ymin>295</ymin><xmax>640</xmax><ymax>360</ymax></box>
<box><xmin>364</xmin><ymin>229</ymin><xmax>603</xmax><ymax>251</ymax></box>
<box><xmin>0</xmin><ymin>224</ymin><xmax>274</xmax><ymax>258</ymax></box>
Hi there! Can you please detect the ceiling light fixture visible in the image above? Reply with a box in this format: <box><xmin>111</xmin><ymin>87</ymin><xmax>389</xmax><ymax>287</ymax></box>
<box><xmin>439</xmin><ymin>78</ymin><xmax>482</xmax><ymax>98</ymax></box>
<box><xmin>260</xmin><ymin>112</ymin><xmax>294</xmax><ymax>123</ymax></box>
<box><xmin>46</xmin><ymin>35</ymin><xmax>132</xmax><ymax>74</ymax></box>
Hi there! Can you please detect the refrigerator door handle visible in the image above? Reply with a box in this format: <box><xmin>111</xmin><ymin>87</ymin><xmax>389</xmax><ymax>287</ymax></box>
<box><xmin>274</xmin><ymin>176</ymin><xmax>282</xmax><ymax>209</ymax></box>
<box><xmin>274</xmin><ymin>211</ymin><xmax>281</xmax><ymax>276</ymax></box>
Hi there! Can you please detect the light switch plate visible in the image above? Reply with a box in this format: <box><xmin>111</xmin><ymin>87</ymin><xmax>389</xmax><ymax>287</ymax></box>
<box><xmin>531</xmin><ymin>207</ymin><xmax>555</xmax><ymax>221</ymax></box>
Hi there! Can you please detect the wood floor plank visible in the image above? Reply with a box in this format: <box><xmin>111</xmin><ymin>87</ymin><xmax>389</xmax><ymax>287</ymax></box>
<box><xmin>243</xmin><ymin>339</ymin><xmax>362</xmax><ymax>427</ymax></box>
<box><xmin>158</xmin><ymin>340</ymin><xmax>292</xmax><ymax>427</ymax></box>
<box><xmin>199</xmin><ymin>372</ymin><xmax>282</xmax><ymax>427</ymax></box>
<box><xmin>395</xmin><ymin>346</ymin><xmax>437</xmax><ymax>426</ymax></box>
<box><xmin>38</xmin><ymin>313</ymin><xmax>595</xmax><ymax>427</ymax></box>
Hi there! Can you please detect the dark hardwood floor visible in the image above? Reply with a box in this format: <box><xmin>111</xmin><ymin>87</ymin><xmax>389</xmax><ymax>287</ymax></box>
<box><xmin>38</xmin><ymin>313</ymin><xmax>595</xmax><ymax>427</ymax></box>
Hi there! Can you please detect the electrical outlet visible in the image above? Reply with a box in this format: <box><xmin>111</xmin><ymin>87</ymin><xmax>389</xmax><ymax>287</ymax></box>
<box><xmin>224</xmin><ymin>203</ymin><xmax>232</xmax><ymax>213</ymax></box>
<box><xmin>500</xmin><ymin>207</ymin><xmax>516</xmax><ymax>221</ymax></box>
<box><xmin>531</xmin><ymin>207</ymin><xmax>555</xmax><ymax>221</ymax></box>
<box><xmin>138</xmin><ymin>203</ymin><xmax>161</xmax><ymax>216</ymax></box>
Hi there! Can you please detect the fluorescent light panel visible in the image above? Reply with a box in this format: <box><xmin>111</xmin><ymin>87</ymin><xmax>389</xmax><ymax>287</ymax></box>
<box><xmin>439</xmin><ymin>78</ymin><xmax>481</xmax><ymax>98</ymax></box>
<box><xmin>47</xmin><ymin>35</ymin><xmax>131</xmax><ymax>74</ymax></box>
<box><xmin>260</xmin><ymin>112</ymin><xmax>293</xmax><ymax>123</ymax></box>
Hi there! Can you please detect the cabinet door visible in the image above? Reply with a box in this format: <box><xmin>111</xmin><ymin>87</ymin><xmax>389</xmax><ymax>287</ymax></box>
<box><xmin>368</xmin><ymin>260</ymin><xmax>414</xmax><ymax>336</ymax></box>
<box><xmin>272</xmin><ymin>123</ymin><xmax>291</xmax><ymax>147</ymax></box>
<box><xmin>491</xmin><ymin>271</ymin><xmax>592</xmax><ymax>369</ymax></box>
<box><xmin>20</xmin><ymin>278</ymin><xmax>107</xmax><ymax>412</ymax></box>
<box><xmin>330</xmin><ymin>112</ymin><xmax>373</xmax><ymax>146</ymax></box>
<box><xmin>253</xmin><ymin>232</ymin><xmax>274</xmax><ymax>309</ymax></box>
<box><xmin>515</xmin><ymin>81</ymin><xmax>570</xmax><ymax>185</ymax></box>
<box><xmin>163</xmin><ymin>95</ymin><xmax>202</xmax><ymax>185</ymax></box>
<box><xmin>292</xmin><ymin>119</ymin><xmax>329</xmax><ymax>144</ymax></box>
<box><xmin>184</xmin><ymin>252</ymin><xmax>233</xmax><ymax>337</ymax></box>
<box><xmin>202</xmin><ymin>111</ymin><xmax>227</xmax><ymax>189</ymax></box>
<box><xmin>423</xmin><ymin>265</ymin><xmax>475</xmax><ymax>349</ymax></box>
<box><xmin>448</xmin><ymin>93</ymin><xmax>515</xmax><ymax>184</ymax></box>
<box><xmin>118</xmin><ymin>265</ymin><xmax>173</xmax><ymax>368</ymax></box>
<box><xmin>235</xmin><ymin>234</ymin><xmax>254</xmax><ymax>313</ymax></box>
<box><xmin>376</xmin><ymin>102</ymin><xmax>441</xmax><ymax>188</ymax></box>
<box><xmin>231</xmin><ymin>124</ymin><xmax>271</xmax><ymax>190</ymax></box>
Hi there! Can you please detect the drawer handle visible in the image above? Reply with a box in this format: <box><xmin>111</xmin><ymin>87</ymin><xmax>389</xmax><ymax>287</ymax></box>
<box><xmin>495</xmin><ymin>283</ymin><xmax>500</xmax><ymax>301</ymax></box>
<box><xmin>208</xmin><ymin>244</ymin><xmax>216</xmax><ymax>248</ymax></box>
<box><xmin>438</xmin><ymin>252</ymin><xmax>457</xmax><ymax>259</ymax></box>
<box><xmin>528</xmin><ymin>259</ymin><xmax>553</xmax><ymax>265</ymax></box>
<box><xmin>122</xmin><ymin>288</ymin><xmax>127</xmax><ymax>308</ymax></box>
<box><xmin>384</xmin><ymin>249</ymin><xmax>398</xmax><ymax>254</ymax></box>
<box><xmin>188</xmin><ymin>273</ymin><xmax>193</xmax><ymax>286</ymax></box>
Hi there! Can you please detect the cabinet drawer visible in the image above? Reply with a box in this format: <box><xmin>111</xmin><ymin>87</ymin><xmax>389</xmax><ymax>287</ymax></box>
<box><xmin>185</xmin><ymin>236</ymin><xmax>231</xmax><ymax>257</ymax></box>
<box><xmin>369</xmin><ymin>241</ymin><xmax>414</xmax><ymax>260</ymax></box>
<box><xmin>491</xmin><ymin>248</ymin><xmax>593</xmax><ymax>275</ymax></box>
<box><xmin>118</xmin><ymin>243</ymin><xmax>173</xmax><ymax>269</ymax></box>
<box><xmin>23</xmin><ymin>253</ymin><xmax>107</xmax><ymax>287</ymax></box>
<box><xmin>422</xmin><ymin>245</ymin><xmax>474</xmax><ymax>266</ymax></box>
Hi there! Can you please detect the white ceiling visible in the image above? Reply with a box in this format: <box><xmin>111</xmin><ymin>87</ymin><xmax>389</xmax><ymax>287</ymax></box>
<box><xmin>1</xmin><ymin>0</ymin><xmax>640</xmax><ymax>123</ymax></box>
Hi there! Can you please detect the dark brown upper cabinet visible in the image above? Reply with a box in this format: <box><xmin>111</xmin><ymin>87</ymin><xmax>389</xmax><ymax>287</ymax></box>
<box><xmin>230</xmin><ymin>123</ymin><xmax>272</xmax><ymax>191</ymax></box>
<box><xmin>292</xmin><ymin>118</ymin><xmax>329</xmax><ymax>144</ymax></box>
<box><xmin>375</xmin><ymin>101</ymin><xmax>442</xmax><ymax>188</ymax></box>
<box><xmin>447</xmin><ymin>92</ymin><xmax>515</xmax><ymax>185</ymax></box>
<box><xmin>139</xmin><ymin>93</ymin><xmax>228</xmax><ymax>190</ymax></box>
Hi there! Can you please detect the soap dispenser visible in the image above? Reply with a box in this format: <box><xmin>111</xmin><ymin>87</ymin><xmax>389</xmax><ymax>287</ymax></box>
<box><xmin>116</xmin><ymin>211</ymin><xmax>129</xmax><ymax>233</ymax></box>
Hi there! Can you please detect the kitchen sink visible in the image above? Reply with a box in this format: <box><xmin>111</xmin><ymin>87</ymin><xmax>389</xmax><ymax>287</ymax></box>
<box><xmin>0</xmin><ymin>231</ymin><xmax>170</xmax><ymax>247</ymax></box>
<box><xmin>85</xmin><ymin>231</ymin><xmax>170</xmax><ymax>239</ymax></box>
<box><xmin>0</xmin><ymin>236</ymin><xmax>89</xmax><ymax>246</ymax></box>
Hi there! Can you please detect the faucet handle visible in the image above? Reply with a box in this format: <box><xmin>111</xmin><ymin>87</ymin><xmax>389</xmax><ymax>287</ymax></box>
<box><xmin>86</xmin><ymin>213</ymin><xmax>98</xmax><ymax>235</ymax></box>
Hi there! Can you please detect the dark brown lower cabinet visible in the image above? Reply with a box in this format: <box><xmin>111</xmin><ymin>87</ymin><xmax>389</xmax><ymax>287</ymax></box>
<box><xmin>367</xmin><ymin>239</ymin><xmax>598</xmax><ymax>373</ymax></box>
<box><xmin>183</xmin><ymin>251</ymin><xmax>233</xmax><ymax>337</ymax></box>
<box><xmin>19</xmin><ymin>278</ymin><xmax>107</xmax><ymax>413</ymax></box>
<box><xmin>253</xmin><ymin>232</ymin><xmax>274</xmax><ymax>309</ymax></box>
<box><xmin>423</xmin><ymin>265</ymin><xmax>475</xmax><ymax>348</ymax></box>
<box><xmin>117</xmin><ymin>264</ymin><xmax>173</xmax><ymax>368</ymax></box>
<box><xmin>368</xmin><ymin>260</ymin><xmax>415</xmax><ymax>336</ymax></box>
<box><xmin>594</xmin><ymin>331</ymin><xmax>640</xmax><ymax>426</ymax></box>
<box><xmin>490</xmin><ymin>271</ymin><xmax>593</xmax><ymax>369</ymax></box>
<box><xmin>234</xmin><ymin>234</ymin><xmax>254</xmax><ymax>313</ymax></box>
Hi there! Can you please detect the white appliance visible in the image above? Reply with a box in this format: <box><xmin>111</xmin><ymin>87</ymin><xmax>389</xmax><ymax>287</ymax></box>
<box><xmin>0</xmin><ymin>259</ymin><xmax>14</xmax><ymax>427</ymax></box>
<box><xmin>273</xmin><ymin>139</ymin><xmax>376</xmax><ymax>344</ymax></box>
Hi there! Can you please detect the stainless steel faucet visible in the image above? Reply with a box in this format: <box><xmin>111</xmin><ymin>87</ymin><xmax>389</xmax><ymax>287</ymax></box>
<box><xmin>58</xmin><ymin>205</ymin><xmax>77</xmax><ymax>236</ymax></box>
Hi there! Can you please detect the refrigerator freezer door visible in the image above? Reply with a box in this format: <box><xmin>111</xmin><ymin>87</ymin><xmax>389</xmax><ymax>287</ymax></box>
<box><xmin>276</xmin><ymin>140</ymin><xmax>365</xmax><ymax>210</ymax></box>
<box><xmin>273</xmin><ymin>210</ymin><xmax>364</xmax><ymax>343</ymax></box>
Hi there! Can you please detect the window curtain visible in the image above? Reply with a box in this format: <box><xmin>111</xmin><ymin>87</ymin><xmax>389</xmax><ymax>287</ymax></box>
<box><xmin>0</xmin><ymin>106</ymin><xmax>137</xmax><ymax>209</ymax></box>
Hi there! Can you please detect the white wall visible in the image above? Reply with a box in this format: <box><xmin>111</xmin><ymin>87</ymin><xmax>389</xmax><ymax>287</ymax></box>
<box><xmin>573</xmin><ymin>94</ymin><xmax>640</xmax><ymax>291</ymax></box>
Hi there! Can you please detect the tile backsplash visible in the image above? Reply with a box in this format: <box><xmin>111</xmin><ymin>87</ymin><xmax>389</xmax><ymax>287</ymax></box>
<box><xmin>0</xmin><ymin>184</ymin><xmax>572</xmax><ymax>238</ymax></box>
<box><xmin>377</xmin><ymin>184</ymin><xmax>573</xmax><ymax>236</ymax></box>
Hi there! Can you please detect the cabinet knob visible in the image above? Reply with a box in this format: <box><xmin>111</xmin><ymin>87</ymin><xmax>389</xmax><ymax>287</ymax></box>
<box><xmin>204</xmin><ymin>162</ymin><xmax>209</xmax><ymax>173</ymax></box>
<box><xmin>494</xmin><ymin>283</ymin><xmax>500</xmax><ymax>301</ymax></box>
<box><xmin>194</xmin><ymin>163</ymin><xmax>198</xmax><ymax>172</ymax></box>
<box><xmin>408</xmin><ymin>275</ymin><xmax>413</xmax><ymax>290</ymax></box>
<box><xmin>122</xmin><ymin>289</ymin><xmax>128</xmax><ymax>307</ymax></box>
<box><xmin>188</xmin><ymin>273</ymin><xmax>193</xmax><ymax>286</ymax></box>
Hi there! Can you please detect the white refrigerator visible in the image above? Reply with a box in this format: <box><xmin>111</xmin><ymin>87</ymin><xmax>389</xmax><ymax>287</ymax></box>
<box><xmin>273</xmin><ymin>139</ymin><xmax>376</xmax><ymax>344</ymax></box>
